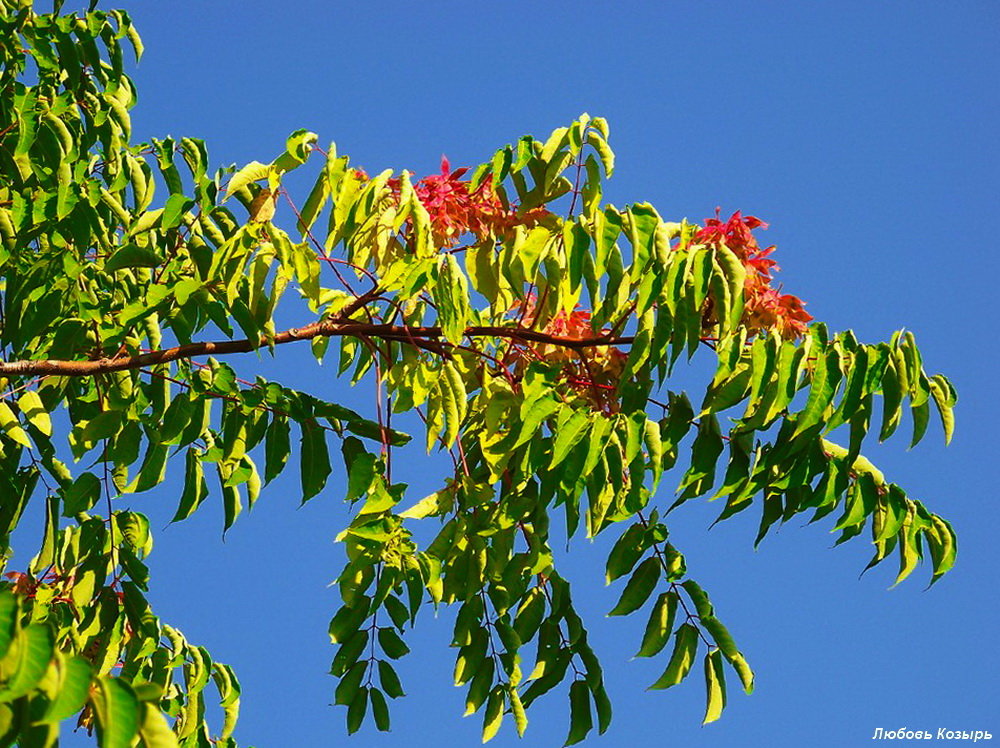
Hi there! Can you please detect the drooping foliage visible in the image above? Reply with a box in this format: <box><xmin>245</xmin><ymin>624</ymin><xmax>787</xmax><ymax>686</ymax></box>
<box><xmin>0</xmin><ymin>1</ymin><xmax>958</xmax><ymax>745</ymax></box>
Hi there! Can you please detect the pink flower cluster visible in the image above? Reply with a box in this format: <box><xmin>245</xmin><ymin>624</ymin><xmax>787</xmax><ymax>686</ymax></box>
<box><xmin>391</xmin><ymin>157</ymin><xmax>547</xmax><ymax>248</ymax></box>
<box><xmin>696</xmin><ymin>210</ymin><xmax>812</xmax><ymax>340</ymax></box>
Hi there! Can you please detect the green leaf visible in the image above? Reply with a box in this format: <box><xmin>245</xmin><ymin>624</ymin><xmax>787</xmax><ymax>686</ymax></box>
<box><xmin>264</xmin><ymin>415</ymin><xmax>291</xmax><ymax>484</ymax></box>
<box><xmin>158</xmin><ymin>395</ymin><xmax>195</xmax><ymax>446</ymax></box>
<box><xmin>328</xmin><ymin>603</ymin><xmax>370</xmax><ymax>645</ymax></box>
<box><xmin>698</xmin><ymin>616</ymin><xmax>735</xmax><ymax>656</ymax></box>
<box><xmin>435</xmin><ymin>254</ymin><xmax>470</xmax><ymax>345</ymax></box>
<box><xmin>93</xmin><ymin>677</ymin><xmax>141</xmax><ymax>748</ymax></box>
<box><xmin>875</xmin><ymin>486</ymin><xmax>908</xmax><ymax>542</ymax></box>
<box><xmin>0</xmin><ymin>402</ymin><xmax>31</xmax><ymax>448</ymax></box>
<box><xmin>643</xmin><ymin>417</ymin><xmax>664</xmax><ymax>488</ymax></box>
<box><xmin>509</xmin><ymin>685</ymin><xmax>528</xmax><ymax>738</ymax></box>
<box><xmin>701</xmin><ymin>363</ymin><xmax>752</xmax><ymax>416</ymax></box>
<box><xmin>833</xmin><ymin>474</ymin><xmax>876</xmax><ymax>533</ymax></box>
<box><xmin>591</xmin><ymin>678</ymin><xmax>613</xmax><ymax>735</ymax></box>
<box><xmin>608</xmin><ymin>557</ymin><xmax>660</xmax><ymax>616</ymax></box>
<box><xmin>160</xmin><ymin>193</ymin><xmax>193</xmax><ymax>229</ymax></box>
<box><xmin>649</xmin><ymin>623</ymin><xmax>699</xmax><ymax>690</ymax></box>
<box><xmin>700</xmin><ymin>616</ymin><xmax>754</xmax><ymax>693</ymax></box>
<box><xmin>300</xmin><ymin>419</ymin><xmax>331</xmax><ymax>502</ymax></box>
<box><xmin>172</xmin><ymin>448</ymin><xmax>208</xmax><ymax>523</ymax></box>
<box><xmin>225</xmin><ymin>161</ymin><xmax>271</xmax><ymax>199</ymax></box>
<box><xmin>346</xmin><ymin>686</ymin><xmax>368</xmax><ymax>735</ymax></box>
<box><xmin>728</xmin><ymin>652</ymin><xmax>755</xmax><ymax>695</ymax></box>
<box><xmin>635</xmin><ymin>591</ymin><xmax>678</xmax><ymax>658</ymax></box>
<box><xmin>136</xmin><ymin>703</ymin><xmax>179</xmax><ymax>748</ymax></box>
<box><xmin>299</xmin><ymin>168</ymin><xmax>329</xmax><ymax>237</ymax></box>
<box><xmin>280</xmin><ymin>129</ymin><xmax>319</xmax><ymax>168</ymax></box>
<box><xmin>481</xmin><ymin>685</ymin><xmax>505</xmax><ymax>743</ymax></box>
<box><xmin>792</xmin><ymin>347</ymin><xmax>841</xmax><ymax>439</ymax></box>
<box><xmin>398</xmin><ymin>490</ymin><xmax>449</xmax><ymax>520</ymax></box>
<box><xmin>370</xmin><ymin>687</ymin><xmax>391</xmax><ymax>732</ymax></box>
<box><xmin>702</xmin><ymin>649</ymin><xmax>727</xmax><ymax>725</ymax></box>
<box><xmin>120</xmin><ymin>582</ymin><xmax>158</xmax><ymax>640</ymax></box>
<box><xmin>605</xmin><ymin>523</ymin><xmax>646</xmax><ymax>584</ymax></box>
<box><xmin>929</xmin><ymin>375</ymin><xmax>956</xmax><ymax>445</ymax></box>
<box><xmin>513</xmin><ymin>588</ymin><xmax>546</xmax><ymax>644</ymax></box>
<box><xmin>383</xmin><ymin>595</ymin><xmax>409</xmax><ymax>631</ymax></box>
<box><xmin>213</xmin><ymin>662</ymin><xmax>242</xmax><ymax>712</ymax></box>
<box><xmin>335</xmin><ymin>661</ymin><xmax>367</xmax><ymax>706</ymax></box>
<box><xmin>513</xmin><ymin>394</ymin><xmax>559</xmax><ymax>450</ymax></box>
<box><xmin>550</xmin><ymin>409</ymin><xmax>591</xmax><ymax>470</ymax></box>
<box><xmin>17</xmin><ymin>390</ymin><xmax>51</xmax><ymax>436</ymax></box>
<box><xmin>463</xmin><ymin>658</ymin><xmax>495</xmax><ymax>716</ymax></box>
<box><xmin>879</xmin><ymin>359</ymin><xmax>904</xmax><ymax>441</ymax></box>
<box><xmin>343</xmin><ymin>438</ymin><xmax>377</xmax><ymax>502</ymax></box>
<box><xmin>910</xmin><ymin>397</ymin><xmax>930</xmax><ymax>449</ymax></box>
<box><xmin>714</xmin><ymin>244</ymin><xmax>746</xmax><ymax>332</ymax></box>
<box><xmin>542</xmin><ymin>128</ymin><xmax>572</xmax><ymax>170</ymax></box>
<box><xmin>564</xmin><ymin>680</ymin><xmax>593</xmax><ymax>746</ymax></box>
<box><xmin>626</xmin><ymin>202</ymin><xmax>659</xmax><ymax>279</ymax></box>
<box><xmin>130</xmin><ymin>441</ymin><xmax>168</xmax><ymax>493</ymax></box>
<box><xmin>104</xmin><ymin>243</ymin><xmax>163</xmax><ymax>272</ymax></box>
<box><xmin>440</xmin><ymin>361</ymin><xmax>467</xmax><ymax>449</ymax></box>
<box><xmin>893</xmin><ymin>515</ymin><xmax>921</xmax><ymax>587</ymax></box>
<box><xmin>63</xmin><ymin>472</ymin><xmax>102</xmax><ymax>515</ymax></box>
<box><xmin>52</xmin><ymin>146</ymin><xmax>78</xmax><ymax>207</ymax></box>
<box><xmin>744</xmin><ymin>332</ymin><xmax>778</xmax><ymax>415</ymax></box>
<box><xmin>586</xmin><ymin>130</ymin><xmax>615</xmax><ymax>176</ymax></box>
<box><xmin>676</xmin><ymin>415</ymin><xmax>724</xmax><ymax>499</ymax></box>
<box><xmin>30</xmin><ymin>494</ymin><xmax>59</xmax><ymax>575</ymax></box>
<box><xmin>829</xmin><ymin>345</ymin><xmax>868</xmax><ymax>429</ymax></box>
<box><xmin>221</xmin><ymin>475</ymin><xmax>242</xmax><ymax>532</ymax></box>
<box><xmin>377</xmin><ymin>627</ymin><xmax>410</xmax><ymax>660</ymax></box>
<box><xmin>0</xmin><ymin>625</ymin><xmax>53</xmax><ymax>703</ymax></box>
<box><xmin>926</xmin><ymin>515</ymin><xmax>957</xmax><ymax>586</ymax></box>
<box><xmin>0</xmin><ymin>594</ymin><xmax>16</xmax><ymax>661</ymax></box>
<box><xmin>377</xmin><ymin>659</ymin><xmax>405</xmax><ymax>699</ymax></box>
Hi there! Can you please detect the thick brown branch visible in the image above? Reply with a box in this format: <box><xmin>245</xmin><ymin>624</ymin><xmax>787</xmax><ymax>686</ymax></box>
<box><xmin>0</xmin><ymin>322</ymin><xmax>634</xmax><ymax>378</ymax></box>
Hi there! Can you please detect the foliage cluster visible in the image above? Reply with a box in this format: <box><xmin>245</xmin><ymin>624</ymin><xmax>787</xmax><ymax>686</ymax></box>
<box><xmin>0</xmin><ymin>1</ymin><xmax>956</xmax><ymax>745</ymax></box>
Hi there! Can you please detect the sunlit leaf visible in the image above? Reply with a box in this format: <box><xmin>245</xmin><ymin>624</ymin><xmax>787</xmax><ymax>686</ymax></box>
<box><xmin>608</xmin><ymin>557</ymin><xmax>660</xmax><ymax>617</ymax></box>
<box><xmin>93</xmin><ymin>677</ymin><xmax>141</xmax><ymax>748</ymax></box>
<box><xmin>635</xmin><ymin>592</ymin><xmax>678</xmax><ymax>658</ymax></box>
<box><xmin>649</xmin><ymin>623</ymin><xmax>699</xmax><ymax>690</ymax></box>
<box><xmin>702</xmin><ymin>649</ymin><xmax>727</xmax><ymax>725</ymax></box>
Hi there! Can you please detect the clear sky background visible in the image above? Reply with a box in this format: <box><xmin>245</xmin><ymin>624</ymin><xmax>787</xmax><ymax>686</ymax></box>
<box><xmin>33</xmin><ymin>1</ymin><xmax>999</xmax><ymax>746</ymax></box>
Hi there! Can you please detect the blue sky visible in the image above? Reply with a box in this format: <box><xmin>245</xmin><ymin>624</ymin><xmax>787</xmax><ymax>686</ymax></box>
<box><xmin>43</xmin><ymin>1</ymin><xmax>1000</xmax><ymax>745</ymax></box>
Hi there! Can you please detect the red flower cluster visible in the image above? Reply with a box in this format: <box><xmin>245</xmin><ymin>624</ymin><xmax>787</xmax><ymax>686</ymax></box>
<box><xmin>508</xmin><ymin>295</ymin><xmax>626</xmax><ymax>413</ymax></box>
<box><xmin>392</xmin><ymin>157</ymin><xmax>547</xmax><ymax>248</ymax></box>
<box><xmin>4</xmin><ymin>570</ymin><xmax>40</xmax><ymax>597</ymax></box>
<box><xmin>696</xmin><ymin>210</ymin><xmax>812</xmax><ymax>340</ymax></box>
<box><xmin>3</xmin><ymin>569</ymin><xmax>77</xmax><ymax>607</ymax></box>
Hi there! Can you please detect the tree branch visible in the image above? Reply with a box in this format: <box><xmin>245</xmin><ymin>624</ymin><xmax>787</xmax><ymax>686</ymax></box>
<box><xmin>0</xmin><ymin>321</ymin><xmax>634</xmax><ymax>378</ymax></box>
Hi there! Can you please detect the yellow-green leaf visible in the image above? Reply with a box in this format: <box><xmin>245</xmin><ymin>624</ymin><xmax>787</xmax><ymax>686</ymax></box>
<box><xmin>702</xmin><ymin>649</ymin><xmax>727</xmax><ymax>725</ymax></box>
<box><xmin>0</xmin><ymin>401</ymin><xmax>31</xmax><ymax>448</ymax></box>
<box><xmin>136</xmin><ymin>703</ymin><xmax>179</xmax><ymax>748</ymax></box>
<box><xmin>92</xmin><ymin>677</ymin><xmax>141</xmax><ymax>748</ymax></box>
<box><xmin>649</xmin><ymin>623</ymin><xmax>699</xmax><ymax>690</ymax></box>
<box><xmin>481</xmin><ymin>685</ymin><xmax>505</xmax><ymax>743</ymax></box>
<box><xmin>608</xmin><ymin>557</ymin><xmax>660</xmax><ymax>616</ymax></box>
<box><xmin>635</xmin><ymin>591</ymin><xmax>678</xmax><ymax>658</ymax></box>
<box><xmin>929</xmin><ymin>375</ymin><xmax>955</xmax><ymax>445</ymax></box>
<box><xmin>225</xmin><ymin>161</ymin><xmax>271</xmax><ymax>199</ymax></box>
<box><xmin>509</xmin><ymin>685</ymin><xmax>528</xmax><ymax>738</ymax></box>
<box><xmin>17</xmin><ymin>390</ymin><xmax>51</xmax><ymax>436</ymax></box>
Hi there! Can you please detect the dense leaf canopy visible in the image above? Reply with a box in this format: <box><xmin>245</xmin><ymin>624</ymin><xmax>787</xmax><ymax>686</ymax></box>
<box><xmin>0</xmin><ymin>1</ymin><xmax>957</xmax><ymax>745</ymax></box>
